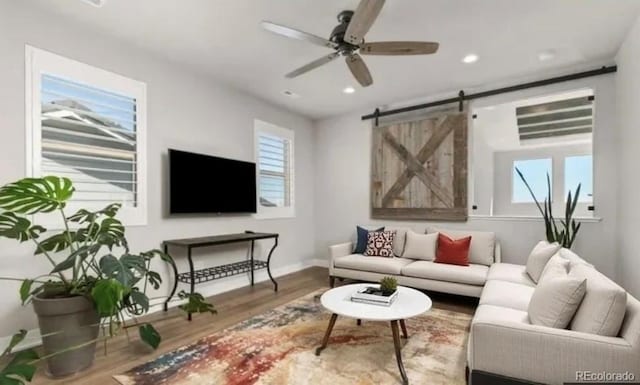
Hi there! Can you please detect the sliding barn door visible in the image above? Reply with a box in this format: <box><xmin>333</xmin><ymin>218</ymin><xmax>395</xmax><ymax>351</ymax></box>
<box><xmin>371</xmin><ymin>108</ymin><xmax>468</xmax><ymax>221</ymax></box>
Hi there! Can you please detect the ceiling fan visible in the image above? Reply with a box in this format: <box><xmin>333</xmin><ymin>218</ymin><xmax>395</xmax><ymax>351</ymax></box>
<box><xmin>261</xmin><ymin>0</ymin><xmax>439</xmax><ymax>88</ymax></box>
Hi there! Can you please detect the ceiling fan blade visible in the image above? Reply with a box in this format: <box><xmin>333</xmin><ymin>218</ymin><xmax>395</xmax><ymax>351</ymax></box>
<box><xmin>360</xmin><ymin>41</ymin><xmax>439</xmax><ymax>55</ymax></box>
<box><xmin>346</xmin><ymin>54</ymin><xmax>373</xmax><ymax>87</ymax></box>
<box><xmin>261</xmin><ymin>21</ymin><xmax>338</xmax><ymax>49</ymax></box>
<box><xmin>286</xmin><ymin>52</ymin><xmax>340</xmax><ymax>78</ymax></box>
<box><xmin>344</xmin><ymin>0</ymin><xmax>386</xmax><ymax>45</ymax></box>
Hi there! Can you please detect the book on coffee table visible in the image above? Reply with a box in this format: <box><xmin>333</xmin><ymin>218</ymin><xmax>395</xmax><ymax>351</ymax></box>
<box><xmin>350</xmin><ymin>286</ymin><xmax>398</xmax><ymax>306</ymax></box>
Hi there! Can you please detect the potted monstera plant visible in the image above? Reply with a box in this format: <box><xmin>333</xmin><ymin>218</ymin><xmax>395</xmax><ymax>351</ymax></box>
<box><xmin>0</xmin><ymin>176</ymin><xmax>214</xmax><ymax>382</ymax></box>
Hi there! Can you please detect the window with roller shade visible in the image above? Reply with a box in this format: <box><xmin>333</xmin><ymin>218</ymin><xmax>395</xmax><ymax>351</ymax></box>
<box><xmin>26</xmin><ymin>46</ymin><xmax>147</xmax><ymax>225</ymax></box>
<box><xmin>254</xmin><ymin>120</ymin><xmax>294</xmax><ymax>218</ymax></box>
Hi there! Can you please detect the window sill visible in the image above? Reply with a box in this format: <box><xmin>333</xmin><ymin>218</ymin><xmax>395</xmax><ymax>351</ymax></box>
<box><xmin>468</xmin><ymin>215</ymin><xmax>602</xmax><ymax>223</ymax></box>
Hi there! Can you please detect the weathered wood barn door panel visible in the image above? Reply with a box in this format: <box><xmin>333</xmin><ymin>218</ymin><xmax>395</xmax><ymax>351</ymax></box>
<box><xmin>371</xmin><ymin>108</ymin><xmax>468</xmax><ymax>221</ymax></box>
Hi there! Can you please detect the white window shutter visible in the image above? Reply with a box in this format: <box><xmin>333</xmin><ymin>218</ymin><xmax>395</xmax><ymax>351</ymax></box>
<box><xmin>26</xmin><ymin>46</ymin><xmax>147</xmax><ymax>226</ymax></box>
<box><xmin>254</xmin><ymin>120</ymin><xmax>295</xmax><ymax>219</ymax></box>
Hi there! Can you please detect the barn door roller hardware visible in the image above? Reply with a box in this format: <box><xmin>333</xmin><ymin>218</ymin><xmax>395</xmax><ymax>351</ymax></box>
<box><xmin>362</xmin><ymin>65</ymin><xmax>616</xmax><ymax>121</ymax></box>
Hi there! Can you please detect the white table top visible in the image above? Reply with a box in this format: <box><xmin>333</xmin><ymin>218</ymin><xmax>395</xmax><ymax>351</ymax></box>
<box><xmin>320</xmin><ymin>283</ymin><xmax>432</xmax><ymax>321</ymax></box>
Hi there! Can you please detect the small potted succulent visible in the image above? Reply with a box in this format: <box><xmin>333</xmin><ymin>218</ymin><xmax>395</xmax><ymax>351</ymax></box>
<box><xmin>0</xmin><ymin>176</ymin><xmax>214</xmax><ymax>383</ymax></box>
<box><xmin>379</xmin><ymin>276</ymin><xmax>398</xmax><ymax>296</ymax></box>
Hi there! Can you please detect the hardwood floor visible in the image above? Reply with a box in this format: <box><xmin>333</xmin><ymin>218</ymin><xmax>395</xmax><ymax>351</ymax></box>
<box><xmin>29</xmin><ymin>267</ymin><xmax>477</xmax><ymax>384</ymax></box>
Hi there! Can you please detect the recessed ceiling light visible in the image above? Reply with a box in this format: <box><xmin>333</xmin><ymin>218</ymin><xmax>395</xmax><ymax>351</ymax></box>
<box><xmin>538</xmin><ymin>49</ymin><xmax>556</xmax><ymax>62</ymax></box>
<box><xmin>282</xmin><ymin>90</ymin><xmax>300</xmax><ymax>99</ymax></box>
<box><xmin>80</xmin><ymin>0</ymin><xmax>107</xmax><ymax>7</ymax></box>
<box><xmin>343</xmin><ymin>86</ymin><xmax>356</xmax><ymax>94</ymax></box>
<box><xmin>462</xmin><ymin>54</ymin><xmax>479</xmax><ymax>64</ymax></box>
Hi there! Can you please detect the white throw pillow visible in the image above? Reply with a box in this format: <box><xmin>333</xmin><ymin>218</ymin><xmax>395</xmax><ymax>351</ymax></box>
<box><xmin>402</xmin><ymin>231</ymin><xmax>438</xmax><ymax>260</ymax></box>
<box><xmin>528</xmin><ymin>276</ymin><xmax>587</xmax><ymax>329</ymax></box>
<box><xmin>525</xmin><ymin>241</ymin><xmax>561</xmax><ymax>283</ymax></box>
<box><xmin>426</xmin><ymin>227</ymin><xmax>495</xmax><ymax>266</ymax></box>
<box><xmin>569</xmin><ymin>263</ymin><xmax>628</xmax><ymax>336</ymax></box>
<box><xmin>538</xmin><ymin>254</ymin><xmax>570</xmax><ymax>285</ymax></box>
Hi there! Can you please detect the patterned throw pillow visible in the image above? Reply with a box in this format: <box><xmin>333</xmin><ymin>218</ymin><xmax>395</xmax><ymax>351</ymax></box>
<box><xmin>364</xmin><ymin>231</ymin><xmax>396</xmax><ymax>257</ymax></box>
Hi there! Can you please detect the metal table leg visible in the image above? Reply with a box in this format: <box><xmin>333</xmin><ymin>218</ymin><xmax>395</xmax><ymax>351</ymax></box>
<box><xmin>250</xmin><ymin>240</ymin><xmax>255</xmax><ymax>286</ymax></box>
<box><xmin>187</xmin><ymin>246</ymin><xmax>195</xmax><ymax>321</ymax></box>
<box><xmin>266</xmin><ymin>236</ymin><xmax>279</xmax><ymax>292</ymax></box>
<box><xmin>391</xmin><ymin>320</ymin><xmax>409</xmax><ymax>385</ymax></box>
<box><xmin>315</xmin><ymin>313</ymin><xmax>338</xmax><ymax>356</ymax></box>
<box><xmin>163</xmin><ymin>244</ymin><xmax>179</xmax><ymax>312</ymax></box>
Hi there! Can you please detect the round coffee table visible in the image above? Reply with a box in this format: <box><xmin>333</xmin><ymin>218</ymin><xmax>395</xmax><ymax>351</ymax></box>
<box><xmin>316</xmin><ymin>283</ymin><xmax>432</xmax><ymax>385</ymax></box>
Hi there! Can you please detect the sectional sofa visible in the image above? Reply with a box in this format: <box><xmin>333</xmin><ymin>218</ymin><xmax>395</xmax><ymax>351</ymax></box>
<box><xmin>328</xmin><ymin>227</ymin><xmax>640</xmax><ymax>385</ymax></box>
<box><xmin>469</xmin><ymin>248</ymin><xmax>640</xmax><ymax>385</ymax></box>
<box><xmin>329</xmin><ymin>227</ymin><xmax>501</xmax><ymax>297</ymax></box>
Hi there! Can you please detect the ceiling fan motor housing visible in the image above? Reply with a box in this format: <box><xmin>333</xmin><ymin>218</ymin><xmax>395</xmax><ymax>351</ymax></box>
<box><xmin>330</xmin><ymin>10</ymin><xmax>360</xmax><ymax>53</ymax></box>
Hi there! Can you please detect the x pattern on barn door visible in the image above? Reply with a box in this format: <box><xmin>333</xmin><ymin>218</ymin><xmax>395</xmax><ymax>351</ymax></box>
<box><xmin>371</xmin><ymin>108</ymin><xmax>468</xmax><ymax>221</ymax></box>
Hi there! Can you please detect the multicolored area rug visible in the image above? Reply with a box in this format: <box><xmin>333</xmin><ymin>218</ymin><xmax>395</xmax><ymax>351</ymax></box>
<box><xmin>114</xmin><ymin>290</ymin><xmax>472</xmax><ymax>385</ymax></box>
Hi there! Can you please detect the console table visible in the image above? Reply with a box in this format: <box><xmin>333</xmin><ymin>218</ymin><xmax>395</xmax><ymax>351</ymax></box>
<box><xmin>162</xmin><ymin>231</ymin><xmax>279</xmax><ymax>320</ymax></box>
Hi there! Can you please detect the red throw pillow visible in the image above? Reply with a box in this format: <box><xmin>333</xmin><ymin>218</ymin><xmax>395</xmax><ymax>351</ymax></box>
<box><xmin>435</xmin><ymin>233</ymin><xmax>471</xmax><ymax>266</ymax></box>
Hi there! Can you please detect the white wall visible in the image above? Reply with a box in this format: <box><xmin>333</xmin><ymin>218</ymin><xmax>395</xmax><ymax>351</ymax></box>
<box><xmin>616</xmin><ymin>15</ymin><xmax>640</xmax><ymax>298</ymax></box>
<box><xmin>314</xmin><ymin>74</ymin><xmax>618</xmax><ymax>281</ymax></box>
<box><xmin>0</xmin><ymin>1</ymin><xmax>315</xmax><ymax>340</ymax></box>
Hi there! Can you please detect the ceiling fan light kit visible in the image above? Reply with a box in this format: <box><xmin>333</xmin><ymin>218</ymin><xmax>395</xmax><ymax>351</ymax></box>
<box><xmin>261</xmin><ymin>0</ymin><xmax>439</xmax><ymax>88</ymax></box>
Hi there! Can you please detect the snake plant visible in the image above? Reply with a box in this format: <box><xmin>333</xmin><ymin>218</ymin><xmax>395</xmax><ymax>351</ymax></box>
<box><xmin>515</xmin><ymin>168</ymin><xmax>582</xmax><ymax>248</ymax></box>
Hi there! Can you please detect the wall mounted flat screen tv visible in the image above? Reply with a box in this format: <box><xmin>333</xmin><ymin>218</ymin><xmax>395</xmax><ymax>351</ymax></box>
<box><xmin>169</xmin><ymin>149</ymin><xmax>257</xmax><ymax>214</ymax></box>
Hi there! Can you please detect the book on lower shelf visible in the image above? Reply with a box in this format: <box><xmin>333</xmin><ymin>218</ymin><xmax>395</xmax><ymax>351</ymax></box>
<box><xmin>350</xmin><ymin>286</ymin><xmax>398</xmax><ymax>306</ymax></box>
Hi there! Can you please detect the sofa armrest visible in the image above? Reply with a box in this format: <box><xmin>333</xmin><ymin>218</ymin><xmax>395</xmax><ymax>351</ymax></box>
<box><xmin>328</xmin><ymin>242</ymin><xmax>353</xmax><ymax>272</ymax></box>
<box><xmin>470</xmin><ymin>320</ymin><xmax>638</xmax><ymax>384</ymax></box>
<box><xmin>494</xmin><ymin>241</ymin><xmax>502</xmax><ymax>263</ymax></box>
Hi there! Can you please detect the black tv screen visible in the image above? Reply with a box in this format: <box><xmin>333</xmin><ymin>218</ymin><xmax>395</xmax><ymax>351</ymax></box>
<box><xmin>169</xmin><ymin>149</ymin><xmax>257</xmax><ymax>214</ymax></box>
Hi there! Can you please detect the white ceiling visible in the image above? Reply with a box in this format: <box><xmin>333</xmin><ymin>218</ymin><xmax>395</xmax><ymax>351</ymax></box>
<box><xmin>28</xmin><ymin>0</ymin><xmax>640</xmax><ymax>120</ymax></box>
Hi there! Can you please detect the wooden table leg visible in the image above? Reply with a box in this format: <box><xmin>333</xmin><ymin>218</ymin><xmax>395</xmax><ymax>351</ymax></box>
<box><xmin>390</xmin><ymin>320</ymin><xmax>409</xmax><ymax>385</ymax></box>
<box><xmin>399</xmin><ymin>319</ymin><xmax>408</xmax><ymax>339</ymax></box>
<box><xmin>316</xmin><ymin>313</ymin><xmax>338</xmax><ymax>356</ymax></box>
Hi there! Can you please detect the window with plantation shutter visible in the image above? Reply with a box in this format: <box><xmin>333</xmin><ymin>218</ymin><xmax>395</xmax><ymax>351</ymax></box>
<box><xmin>254</xmin><ymin>120</ymin><xmax>294</xmax><ymax>218</ymax></box>
<box><xmin>26</xmin><ymin>46</ymin><xmax>147</xmax><ymax>225</ymax></box>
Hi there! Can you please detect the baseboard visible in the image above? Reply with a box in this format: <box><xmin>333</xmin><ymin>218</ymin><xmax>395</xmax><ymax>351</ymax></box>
<box><xmin>311</xmin><ymin>258</ymin><xmax>329</xmax><ymax>268</ymax></box>
<box><xmin>0</xmin><ymin>328</ymin><xmax>42</xmax><ymax>352</ymax></box>
<box><xmin>0</xmin><ymin>259</ymin><xmax>320</xmax><ymax>352</ymax></box>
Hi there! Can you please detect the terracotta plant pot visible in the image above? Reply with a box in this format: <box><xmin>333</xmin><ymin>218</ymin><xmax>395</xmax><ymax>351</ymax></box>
<box><xmin>32</xmin><ymin>295</ymin><xmax>100</xmax><ymax>378</ymax></box>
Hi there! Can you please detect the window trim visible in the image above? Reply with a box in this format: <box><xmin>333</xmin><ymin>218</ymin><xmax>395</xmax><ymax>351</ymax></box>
<box><xmin>503</xmin><ymin>150</ymin><xmax>592</xmax><ymax>217</ymax></box>
<box><xmin>253</xmin><ymin>119</ymin><xmax>295</xmax><ymax>219</ymax></box>
<box><xmin>510</xmin><ymin>157</ymin><xmax>553</xmax><ymax>204</ymax></box>
<box><xmin>25</xmin><ymin>45</ymin><xmax>148</xmax><ymax>226</ymax></box>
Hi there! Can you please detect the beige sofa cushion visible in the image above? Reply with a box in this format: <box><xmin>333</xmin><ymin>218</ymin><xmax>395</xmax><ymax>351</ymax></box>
<box><xmin>387</xmin><ymin>226</ymin><xmax>411</xmax><ymax>257</ymax></box>
<box><xmin>525</xmin><ymin>241</ymin><xmax>561</xmax><ymax>283</ymax></box>
<box><xmin>333</xmin><ymin>254</ymin><xmax>414</xmax><ymax>275</ymax></box>
<box><xmin>528</xmin><ymin>276</ymin><xmax>587</xmax><ymax>329</ymax></box>
<box><xmin>486</xmin><ymin>263</ymin><xmax>535</xmax><ymax>287</ymax></box>
<box><xmin>480</xmin><ymin>280</ymin><xmax>535</xmax><ymax>311</ymax></box>
<box><xmin>401</xmin><ymin>260</ymin><xmax>488</xmax><ymax>286</ymax></box>
<box><xmin>426</xmin><ymin>227</ymin><xmax>495</xmax><ymax>266</ymax></box>
<box><xmin>473</xmin><ymin>304</ymin><xmax>530</xmax><ymax>325</ymax></box>
<box><xmin>402</xmin><ymin>231</ymin><xmax>437</xmax><ymax>260</ymax></box>
<box><xmin>538</xmin><ymin>254</ymin><xmax>570</xmax><ymax>285</ymax></box>
<box><xmin>569</xmin><ymin>263</ymin><xmax>628</xmax><ymax>336</ymax></box>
